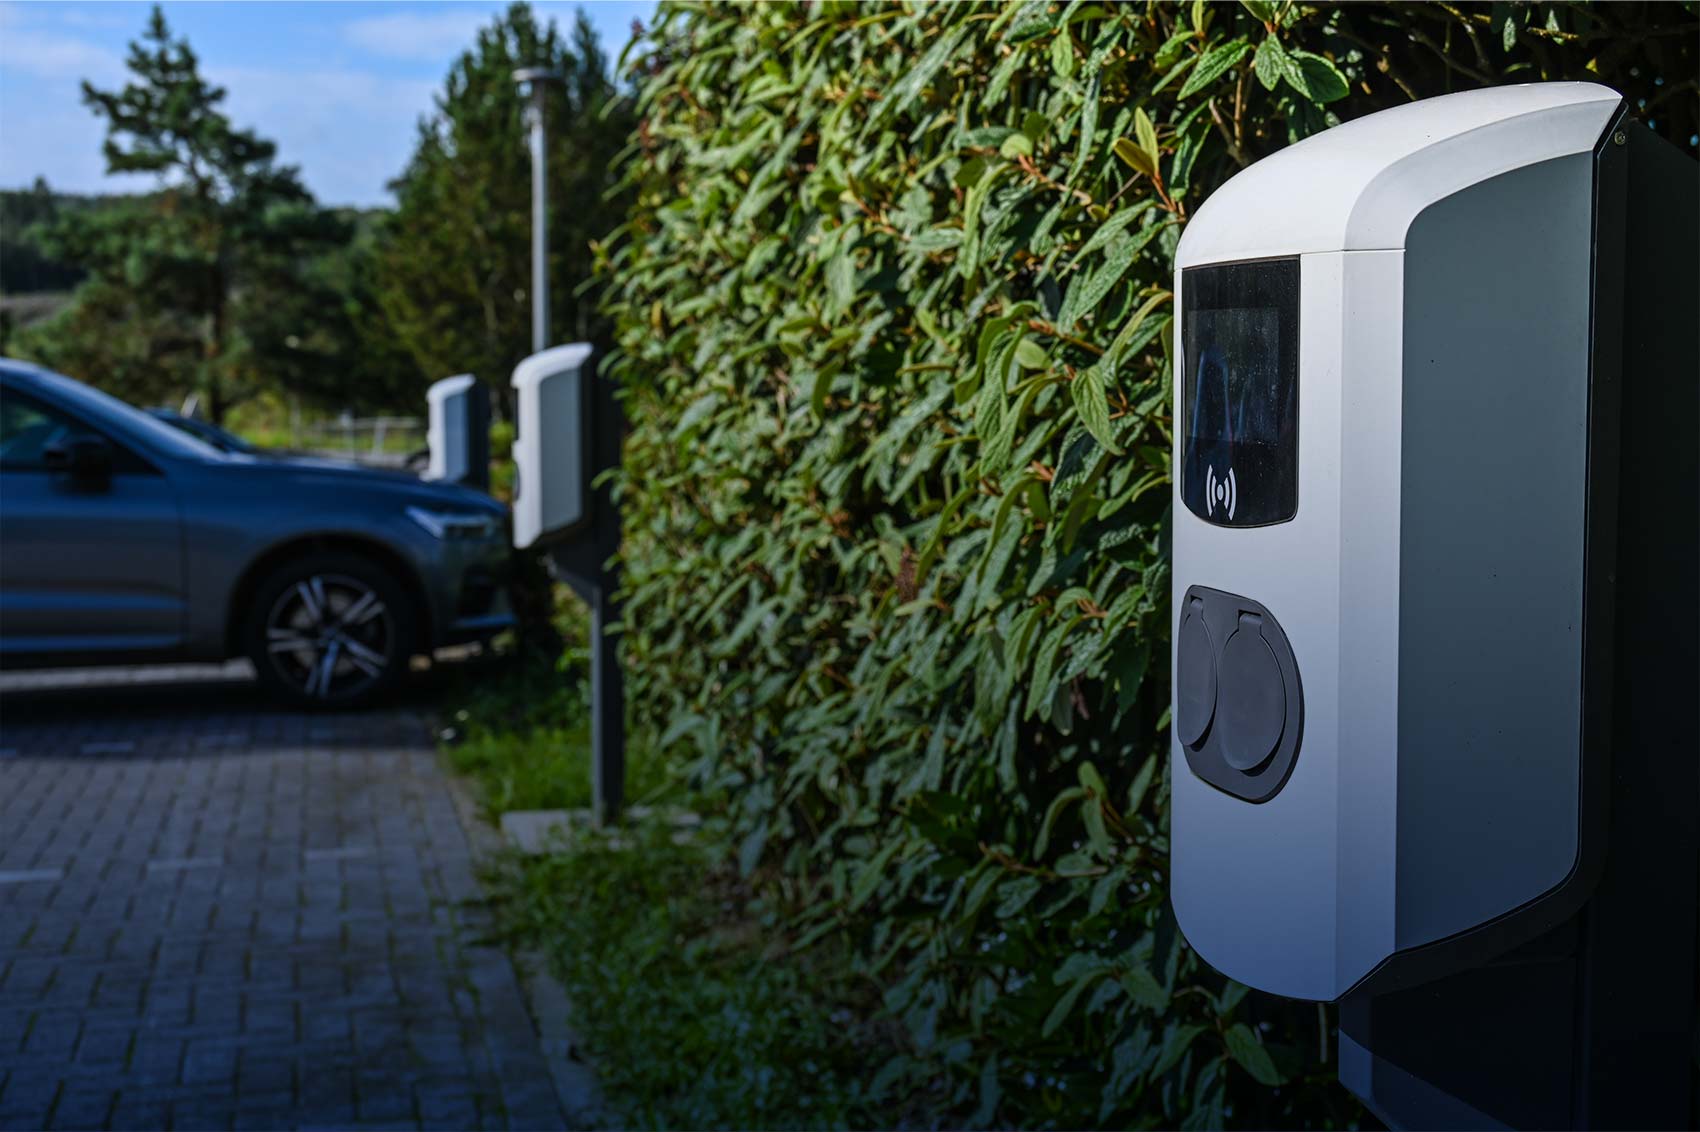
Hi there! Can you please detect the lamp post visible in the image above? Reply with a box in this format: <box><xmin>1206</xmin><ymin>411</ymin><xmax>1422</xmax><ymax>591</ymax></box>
<box><xmin>513</xmin><ymin>67</ymin><xmax>562</xmax><ymax>353</ymax></box>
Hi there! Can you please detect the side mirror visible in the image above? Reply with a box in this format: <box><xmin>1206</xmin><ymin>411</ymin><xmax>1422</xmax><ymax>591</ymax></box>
<box><xmin>42</xmin><ymin>433</ymin><xmax>113</xmax><ymax>487</ymax></box>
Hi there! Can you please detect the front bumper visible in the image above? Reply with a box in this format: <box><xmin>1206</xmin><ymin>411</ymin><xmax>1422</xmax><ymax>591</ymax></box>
<box><xmin>418</xmin><ymin>532</ymin><xmax>516</xmax><ymax>648</ymax></box>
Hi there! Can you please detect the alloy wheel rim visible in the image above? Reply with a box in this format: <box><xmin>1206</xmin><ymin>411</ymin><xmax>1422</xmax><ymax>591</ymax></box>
<box><xmin>263</xmin><ymin>573</ymin><xmax>393</xmax><ymax>700</ymax></box>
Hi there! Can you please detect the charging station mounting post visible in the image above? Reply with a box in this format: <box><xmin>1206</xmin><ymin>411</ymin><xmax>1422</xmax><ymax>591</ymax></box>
<box><xmin>513</xmin><ymin>64</ymin><xmax>626</xmax><ymax>826</ymax></box>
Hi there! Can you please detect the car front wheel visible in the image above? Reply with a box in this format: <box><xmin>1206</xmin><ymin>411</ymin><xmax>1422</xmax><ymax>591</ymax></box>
<box><xmin>244</xmin><ymin>552</ymin><xmax>416</xmax><ymax>708</ymax></box>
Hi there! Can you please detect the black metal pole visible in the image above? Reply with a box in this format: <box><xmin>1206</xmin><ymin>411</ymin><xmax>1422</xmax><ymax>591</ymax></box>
<box><xmin>547</xmin><ymin>353</ymin><xmax>626</xmax><ymax>827</ymax></box>
<box><xmin>588</xmin><ymin>575</ymin><xmax>625</xmax><ymax>822</ymax></box>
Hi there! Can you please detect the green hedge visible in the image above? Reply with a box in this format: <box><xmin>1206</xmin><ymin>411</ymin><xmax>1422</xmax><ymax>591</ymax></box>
<box><xmin>599</xmin><ymin>3</ymin><xmax>1692</xmax><ymax>1125</ymax></box>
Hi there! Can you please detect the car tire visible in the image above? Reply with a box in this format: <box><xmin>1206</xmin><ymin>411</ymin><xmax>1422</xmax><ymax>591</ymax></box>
<box><xmin>243</xmin><ymin>551</ymin><xmax>417</xmax><ymax>709</ymax></box>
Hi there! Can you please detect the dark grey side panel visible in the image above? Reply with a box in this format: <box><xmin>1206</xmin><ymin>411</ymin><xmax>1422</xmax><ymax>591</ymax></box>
<box><xmin>1396</xmin><ymin>154</ymin><xmax>1593</xmax><ymax>950</ymax></box>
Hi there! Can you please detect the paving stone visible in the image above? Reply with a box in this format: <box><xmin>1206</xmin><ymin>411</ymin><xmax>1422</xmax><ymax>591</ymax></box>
<box><xmin>125</xmin><ymin>1035</ymin><xmax>184</xmax><ymax>1087</ymax></box>
<box><xmin>0</xmin><ymin>1071</ymin><xmax>60</xmax><ymax>1113</ymax></box>
<box><xmin>71</xmin><ymin>1023</ymin><xmax>133</xmax><ymax>1067</ymax></box>
<box><xmin>0</xmin><ymin>668</ymin><xmax>575</xmax><ymax>1130</ymax></box>
<box><xmin>45</xmin><ymin>1086</ymin><xmax>114</xmax><ymax>1131</ymax></box>
<box><xmin>107</xmin><ymin>1094</ymin><xmax>171</xmax><ymax>1131</ymax></box>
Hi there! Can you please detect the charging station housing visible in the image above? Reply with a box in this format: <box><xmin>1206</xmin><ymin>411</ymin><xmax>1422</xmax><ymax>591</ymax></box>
<box><xmin>511</xmin><ymin>344</ymin><xmax>592</xmax><ymax>550</ymax></box>
<box><xmin>1168</xmin><ymin>82</ymin><xmax>1696</xmax><ymax>1127</ymax></box>
<box><xmin>425</xmin><ymin>373</ymin><xmax>490</xmax><ymax>490</ymax></box>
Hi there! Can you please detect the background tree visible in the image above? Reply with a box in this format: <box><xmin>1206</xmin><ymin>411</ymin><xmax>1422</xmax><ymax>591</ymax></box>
<box><xmin>374</xmin><ymin>2</ymin><xmax>632</xmax><ymax>412</ymax></box>
<box><xmin>0</xmin><ymin>179</ymin><xmax>93</xmax><ymax>296</ymax></box>
<box><xmin>22</xmin><ymin>7</ymin><xmax>375</xmax><ymax>421</ymax></box>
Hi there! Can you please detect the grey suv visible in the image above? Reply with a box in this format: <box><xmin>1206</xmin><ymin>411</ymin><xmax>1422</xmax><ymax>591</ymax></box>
<box><xmin>0</xmin><ymin>360</ymin><xmax>513</xmax><ymax>706</ymax></box>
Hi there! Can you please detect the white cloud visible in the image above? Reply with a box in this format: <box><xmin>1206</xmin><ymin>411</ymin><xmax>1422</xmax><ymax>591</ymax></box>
<box><xmin>0</xmin><ymin>6</ymin><xmax>134</xmax><ymax>194</ymax></box>
<box><xmin>342</xmin><ymin>7</ymin><xmax>493</xmax><ymax>62</ymax></box>
<box><xmin>54</xmin><ymin>8</ymin><xmax>134</xmax><ymax>31</ymax></box>
<box><xmin>0</xmin><ymin>54</ymin><xmax>440</xmax><ymax>206</ymax></box>
<box><xmin>0</xmin><ymin>100</ymin><xmax>155</xmax><ymax>195</ymax></box>
<box><xmin>0</xmin><ymin>22</ymin><xmax>126</xmax><ymax>85</ymax></box>
<box><xmin>207</xmin><ymin>64</ymin><xmax>440</xmax><ymax>205</ymax></box>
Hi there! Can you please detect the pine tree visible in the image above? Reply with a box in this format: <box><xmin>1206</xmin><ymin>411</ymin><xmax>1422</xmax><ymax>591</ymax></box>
<box><xmin>27</xmin><ymin>7</ymin><xmax>355</xmax><ymax>421</ymax></box>
<box><xmin>373</xmin><ymin>2</ymin><xmax>632</xmax><ymax>410</ymax></box>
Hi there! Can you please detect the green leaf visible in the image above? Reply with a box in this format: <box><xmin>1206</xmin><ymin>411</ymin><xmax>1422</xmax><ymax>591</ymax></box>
<box><xmin>1066</xmin><ymin>201</ymin><xmax>1155</xmax><ymax>272</ymax></box>
<box><xmin>809</xmin><ymin>366</ymin><xmax>835</xmax><ymax>417</ymax></box>
<box><xmin>1082</xmin><ymin>793</ymin><xmax>1113</xmax><ymax>856</ymax></box>
<box><xmin>1253</xmin><ymin>36</ymin><xmax>1286</xmax><ymax>91</ymax></box>
<box><xmin>1288</xmin><ymin>49</ymin><xmax>1349</xmax><ymax>103</ymax></box>
<box><xmin>1177</xmin><ymin>38</ymin><xmax>1250</xmax><ymax>99</ymax></box>
<box><xmin>1050</xmin><ymin>30</ymin><xmax>1076</xmax><ymax>81</ymax></box>
<box><xmin>1034</xmin><ymin>785</ymin><xmax>1089</xmax><ymax>858</ymax></box>
<box><xmin>826</xmin><ymin>248</ymin><xmax>857</xmax><ymax>312</ymax></box>
<box><xmin>1068</xmin><ymin>73</ymin><xmax>1102</xmax><ymax>184</ymax></box>
<box><xmin>849</xmin><ymin>836</ymin><xmax>905</xmax><ymax>911</ymax></box>
<box><xmin>1014</xmin><ymin>338</ymin><xmax>1049</xmax><ymax>370</ymax></box>
<box><xmin>1134</xmin><ymin>107</ymin><xmax>1160</xmax><ymax>170</ymax></box>
<box><xmin>1087</xmin><ymin>869</ymin><xmax>1121</xmax><ymax>917</ymax></box>
<box><xmin>1224</xmin><ymin>1022</ymin><xmax>1286</xmax><ymax>1086</ymax></box>
<box><xmin>1125</xmin><ymin>754</ymin><xmax>1157</xmax><ymax>814</ymax></box>
<box><xmin>1054</xmin><ymin>951</ymin><xmax>1113</xmax><ymax>984</ymax></box>
<box><xmin>738</xmin><ymin>820</ymin><xmax>769</xmax><ymax>877</ymax></box>
<box><xmin>1042</xmin><ymin>968</ymin><xmax>1105</xmax><ymax>1037</ymax></box>
<box><xmin>1239</xmin><ymin>0</ymin><xmax>1276</xmax><ymax>21</ymax></box>
<box><xmin>1071</xmin><ymin>365</ymin><xmax>1119</xmax><ymax>453</ymax></box>
<box><xmin>1100</xmin><ymin>287</ymin><xmax>1173</xmax><ymax>373</ymax></box>
<box><xmin>1152</xmin><ymin>1023</ymin><xmax>1207</xmax><ymax>1078</ymax></box>
<box><xmin>1154</xmin><ymin>29</ymin><xmax>1192</xmax><ymax>69</ymax></box>
<box><xmin>1120</xmin><ymin>962</ymin><xmax>1169</xmax><ymax>1011</ymax></box>
<box><xmin>1111</xmin><ymin>137</ymin><xmax>1157</xmax><ymax>179</ymax></box>
<box><xmin>1493</xmin><ymin>2</ymin><xmax>1518</xmax><ymax>50</ymax></box>
<box><xmin>995</xmin><ymin>875</ymin><xmax>1043</xmax><ymax>918</ymax></box>
<box><xmin>873</xmin><ymin>23</ymin><xmax>969</xmax><ymax>126</ymax></box>
<box><xmin>1058</xmin><ymin>223</ymin><xmax>1163</xmax><ymax>330</ymax></box>
<box><xmin>999</xmin><ymin>132</ymin><xmax>1034</xmax><ymax>159</ymax></box>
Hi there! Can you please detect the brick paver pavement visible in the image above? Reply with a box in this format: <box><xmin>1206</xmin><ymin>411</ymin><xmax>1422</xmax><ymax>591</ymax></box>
<box><xmin>0</xmin><ymin>664</ymin><xmax>566</xmax><ymax>1131</ymax></box>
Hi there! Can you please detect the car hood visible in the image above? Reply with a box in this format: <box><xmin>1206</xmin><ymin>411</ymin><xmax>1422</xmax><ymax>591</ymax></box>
<box><xmin>212</xmin><ymin>453</ymin><xmax>506</xmax><ymax>515</ymax></box>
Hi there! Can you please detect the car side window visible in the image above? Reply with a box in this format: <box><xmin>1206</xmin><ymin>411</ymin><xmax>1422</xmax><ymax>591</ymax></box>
<box><xmin>0</xmin><ymin>390</ymin><xmax>78</xmax><ymax>470</ymax></box>
<box><xmin>0</xmin><ymin>388</ymin><xmax>156</xmax><ymax>474</ymax></box>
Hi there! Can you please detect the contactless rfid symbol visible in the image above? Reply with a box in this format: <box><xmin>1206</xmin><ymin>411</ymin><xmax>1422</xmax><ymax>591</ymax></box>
<box><xmin>1205</xmin><ymin>465</ymin><xmax>1237</xmax><ymax>521</ymax></box>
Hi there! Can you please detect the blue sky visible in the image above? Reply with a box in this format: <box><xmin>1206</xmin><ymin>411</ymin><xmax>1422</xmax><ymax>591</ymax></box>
<box><xmin>0</xmin><ymin>0</ymin><xmax>654</xmax><ymax>207</ymax></box>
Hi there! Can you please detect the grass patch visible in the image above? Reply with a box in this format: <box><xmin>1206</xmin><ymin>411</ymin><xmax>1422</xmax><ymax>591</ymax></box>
<box><xmin>436</xmin><ymin>627</ymin><xmax>667</xmax><ymax>817</ymax></box>
<box><xmin>487</xmin><ymin>823</ymin><xmax>902</xmax><ymax>1130</ymax></box>
<box><xmin>440</xmin><ymin>627</ymin><xmax>915</xmax><ymax>1128</ymax></box>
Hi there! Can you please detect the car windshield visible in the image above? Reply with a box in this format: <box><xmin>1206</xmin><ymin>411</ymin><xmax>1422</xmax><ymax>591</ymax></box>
<box><xmin>150</xmin><ymin>409</ymin><xmax>257</xmax><ymax>453</ymax></box>
<box><xmin>28</xmin><ymin>370</ymin><xmax>227</xmax><ymax>461</ymax></box>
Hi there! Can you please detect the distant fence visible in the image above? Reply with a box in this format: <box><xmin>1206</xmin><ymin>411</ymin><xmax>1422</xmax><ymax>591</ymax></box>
<box><xmin>297</xmin><ymin>415</ymin><xmax>425</xmax><ymax>469</ymax></box>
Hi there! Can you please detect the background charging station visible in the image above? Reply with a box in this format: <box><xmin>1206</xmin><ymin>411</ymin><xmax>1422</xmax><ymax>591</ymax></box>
<box><xmin>510</xmin><ymin>343</ymin><xmax>626</xmax><ymax>824</ymax></box>
<box><xmin>424</xmin><ymin>373</ymin><xmax>491</xmax><ymax>491</ymax></box>
<box><xmin>1167</xmin><ymin>83</ymin><xmax>1697</xmax><ymax>1129</ymax></box>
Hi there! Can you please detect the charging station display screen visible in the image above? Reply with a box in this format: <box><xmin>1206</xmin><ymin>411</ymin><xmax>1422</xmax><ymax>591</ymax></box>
<box><xmin>1180</xmin><ymin>258</ymin><xmax>1299</xmax><ymax>526</ymax></box>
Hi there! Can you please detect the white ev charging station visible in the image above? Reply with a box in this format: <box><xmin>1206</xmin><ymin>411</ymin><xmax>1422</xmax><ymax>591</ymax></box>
<box><xmin>425</xmin><ymin>373</ymin><xmax>491</xmax><ymax>491</ymax></box>
<box><xmin>1169</xmin><ymin>83</ymin><xmax>1696</xmax><ymax>1128</ymax></box>
<box><xmin>510</xmin><ymin>342</ymin><xmax>626</xmax><ymax>822</ymax></box>
<box><xmin>511</xmin><ymin>346</ymin><xmax>591</xmax><ymax>550</ymax></box>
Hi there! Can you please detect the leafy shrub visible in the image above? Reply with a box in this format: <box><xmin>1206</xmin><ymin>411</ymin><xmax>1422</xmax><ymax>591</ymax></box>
<box><xmin>599</xmin><ymin>2</ymin><xmax>1692</xmax><ymax>1126</ymax></box>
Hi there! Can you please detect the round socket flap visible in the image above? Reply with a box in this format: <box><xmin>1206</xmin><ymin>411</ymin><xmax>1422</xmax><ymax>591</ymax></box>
<box><xmin>1175</xmin><ymin>607</ymin><xmax>1217</xmax><ymax>748</ymax></box>
<box><xmin>1218</xmin><ymin>624</ymin><xmax>1286</xmax><ymax>773</ymax></box>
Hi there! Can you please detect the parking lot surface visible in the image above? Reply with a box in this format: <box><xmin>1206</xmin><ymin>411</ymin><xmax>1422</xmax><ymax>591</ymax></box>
<box><xmin>0</xmin><ymin>664</ymin><xmax>565</xmax><ymax>1131</ymax></box>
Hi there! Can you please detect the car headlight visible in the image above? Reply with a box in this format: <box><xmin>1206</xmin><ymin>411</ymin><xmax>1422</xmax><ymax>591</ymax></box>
<box><xmin>405</xmin><ymin>505</ymin><xmax>501</xmax><ymax>541</ymax></box>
